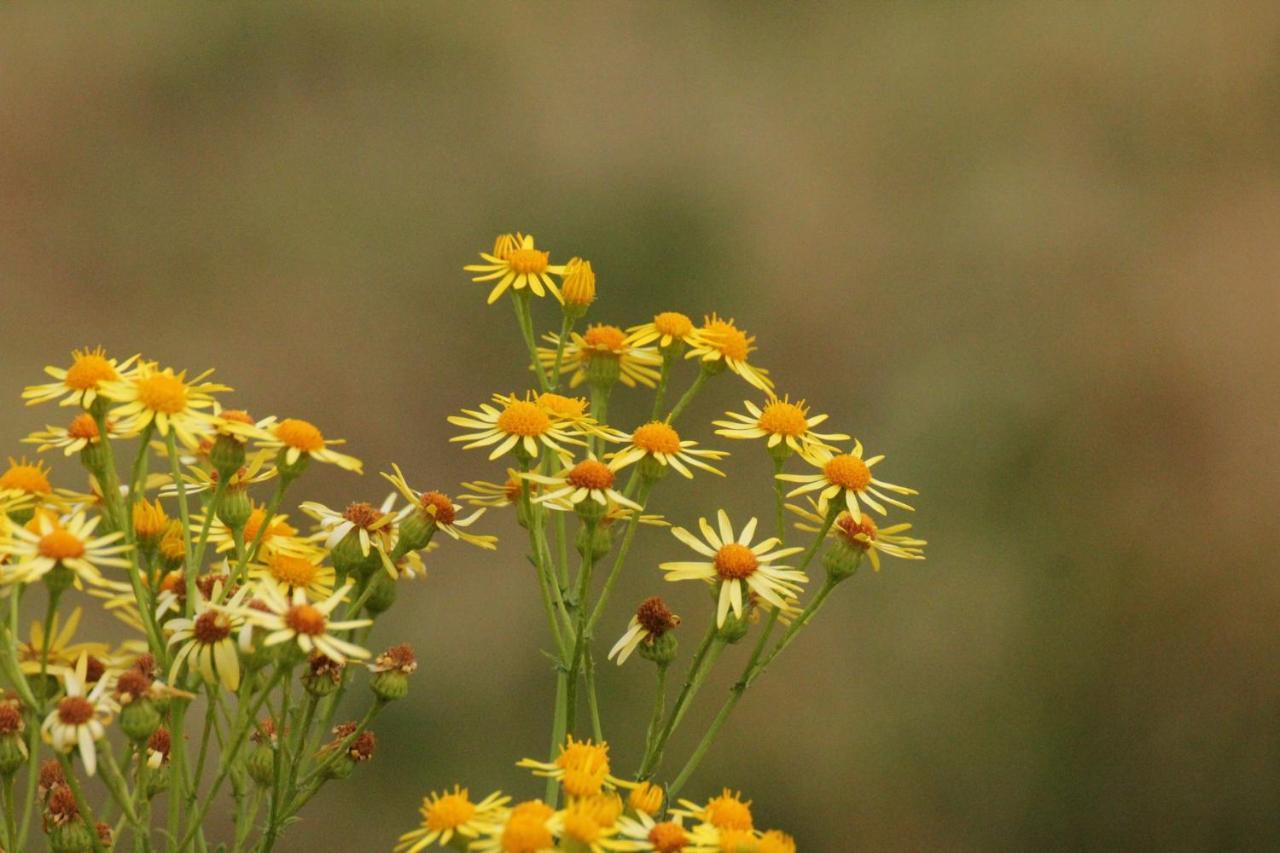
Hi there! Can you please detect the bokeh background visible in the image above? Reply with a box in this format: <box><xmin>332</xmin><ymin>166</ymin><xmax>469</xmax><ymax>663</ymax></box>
<box><xmin>2</xmin><ymin>2</ymin><xmax>1279</xmax><ymax>850</ymax></box>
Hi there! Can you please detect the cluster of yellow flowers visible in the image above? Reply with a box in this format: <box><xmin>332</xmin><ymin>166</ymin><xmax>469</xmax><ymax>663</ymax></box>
<box><xmin>0</xmin><ymin>346</ymin><xmax>489</xmax><ymax>850</ymax></box>
<box><xmin>393</xmin><ymin>232</ymin><xmax>928</xmax><ymax>852</ymax></box>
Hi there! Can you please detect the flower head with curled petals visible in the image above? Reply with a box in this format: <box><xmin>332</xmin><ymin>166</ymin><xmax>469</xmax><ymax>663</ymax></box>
<box><xmin>685</xmin><ymin>314</ymin><xmax>773</xmax><ymax>392</ymax></box>
<box><xmin>787</xmin><ymin>496</ymin><xmax>926</xmax><ymax>571</ymax></box>
<box><xmin>465</xmin><ymin>233</ymin><xmax>566</xmax><ymax>304</ymax></box>
<box><xmin>608</xmin><ymin>597</ymin><xmax>680</xmax><ymax>665</ymax></box>
<box><xmin>382</xmin><ymin>464</ymin><xmax>498</xmax><ymax>550</ymax></box>
<box><xmin>520</xmin><ymin>455</ymin><xmax>641</xmax><ymax>513</ymax></box>
<box><xmin>627</xmin><ymin>312</ymin><xmax>697</xmax><ymax>350</ymax></box>
<box><xmin>616</xmin><ymin>810</ymin><xmax>720</xmax><ymax>853</ymax></box>
<box><xmin>537</xmin><ymin>325</ymin><xmax>662</xmax><ymax>389</ymax></box>
<box><xmin>254</xmin><ymin>417</ymin><xmax>362</xmax><ymax>473</ymax></box>
<box><xmin>449</xmin><ymin>392</ymin><xmax>586</xmax><ymax>462</ymax></box>
<box><xmin>776</xmin><ymin>440</ymin><xmax>917</xmax><ymax>523</ymax></box>
<box><xmin>661</xmin><ymin>510</ymin><xmax>807</xmax><ymax>627</ymax></box>
<box><xmin>516</xmin><ymin>736</ymin><xmax>634</xmax><ymax>800</ymax></box>
<box><xmin>23</xmin><ymin>414</ymin><xmax>129</xmax><ymax>457</ymax></box>
<box><xmin>23</xmin><ymin>347</ymin><xmax>140</xmax><ymax>409</ymax></box>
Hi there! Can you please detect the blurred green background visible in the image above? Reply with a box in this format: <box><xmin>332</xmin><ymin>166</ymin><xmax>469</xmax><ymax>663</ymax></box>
<box><xmin>2</xmin><ymin>2</ymin><xmax>1279</xmax><ymax>849</ymax></box>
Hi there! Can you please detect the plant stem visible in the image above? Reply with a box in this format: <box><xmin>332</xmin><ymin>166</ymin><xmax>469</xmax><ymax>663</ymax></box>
<box><xmin>550</xmin><ymin>313</ymin><xmax>574</xmax><ymax>391</ymax></box>
<box><xmin>666</xmin><ymin>367</ymin><xmax>711</xmax><ymax>423</ymax></box>
<box><xmin>563</xmin><ymin>521</ymin><xmax>597</xmax><ymax>735</ymax></box>
<box><xmin>512</xmin><ymin>291</ymin><xmax>550</xmax><ymax>391</ymax></box>
<box><xmin>637</xmin><ymin>623</ymin><xmax>723</xmax><ymax>779</ymax></box>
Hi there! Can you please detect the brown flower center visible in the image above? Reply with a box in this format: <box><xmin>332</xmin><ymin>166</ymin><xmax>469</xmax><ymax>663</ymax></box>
<box><xmin>193</xmin><ymin>610</ymin><xmax>232</xmax><ymax>644</ymax></box>
<box><xmin>635</xmin><ymin>596</ymin><xmax>680</xmax><ymax>635</ymax></box>
<box><xmin>57</xmin><ymin>696</ymin><xmax>95</xmax><ymax>726</ymax></box>
<box><xmin>419</xmin><ymin>491</ymin><xmax>456</xmax><ymax>525</ymax></box>
<box><xmin>285</xmin><ymin>604</ymin><xmax>327</xmax><ymax>636</ymax></box>
<box><xmin>566</xmin><ymin>460</ymin><xmax>614</xmax><ymax>491</ymax></box>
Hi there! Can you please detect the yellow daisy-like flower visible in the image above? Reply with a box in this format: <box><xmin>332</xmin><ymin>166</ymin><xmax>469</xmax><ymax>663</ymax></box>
<box><xmin>607</xmin><ymin>421</ymin><xmax>727</xmax><ymax>479</ymax></box>
<box><xmin>22</xmin><ymin>413</ymin><xmax>128</xmax><ymax>457</ymax></box>
<box><xmin>713</xmin><ymin>396</ymin><xmax>849</xmax><ymax>456</ymax></box>
<box><xmin>202</xmin><ymin>504</ymin><xmax>320</xmax><ymax>559</ymax></box>
<box><xmin>162</xmin><ymin>450</ymin><xmax>276</xmax><ymax>498</ymax></box>
<box><xmin>673</xmin><ymin>789</ymin><xmax>755</xmax><ymax>833</ymax></box>
<box><xmin>16</xmin><ymin>607</ymin><xmax>110</xmax><ymax>679</ymax></box>
<box><xmin>616</xmin><ymin>811</ymin><xmax>719</xmax><ymax>853</ymax></box>
<box><xmin>22</xmin><ymin>347</ymin><xmax>140</xmax><ymax>409</ymax></box>
<box><xmin>517</xmin><ymin>736</ymin><xmax>633</xmax><ymax>799</ymax></box>
<box><xmin>382</xmin><ymin>465</ymin><xmax>498</xmax><ymax>550</ymax></box>
<box><xmin>449</xmin><ymin>392</ymin><xmax>586</xmax><ymax>462</ymax></box>
<box><xmin>40</xmin><ymin>657</ymin><xmax>117</xmax><ymax>777</ymax></box>
<box><xmin>685</xmin><ymin>314</ymin><xmax>773</xmax><ymax>392</ymax></box>
<box><xmin>536</xmin><ymin>392</ymin><xmax>614</xmax><ymax>438</ymax></box>
<box><xmin>521</xmin><ymin>456</ymin><xmax>641</xmax><ymax>512</ymax></box>
<box><xmin>537</xmin><ymin>325</ymin><xmax>663</xmax><ymax>389</ymax></box>
<box><xmin>627</xmin><ymin>311</ymin><xmax>697</xmax><ymax>350</ymax></box>
<box><xmin>255</xmin><ymin>417</ymin><xmax>363</xmax><ymax>473</ymax></box>
<box><xmin>776</xmin><ymin>440</ymin><xmax>917</xmax><ymax>522</ymax></box>
<box><xmin>608</xmin><ymin>596</ymin><xmax>680</xmax><ymax>666</ymax></box>
<box><xmin>165</xmin><ymin>583</ymin><xmax>252</xmax><ymax>692</ymax></box>
<box><xmin>100</xmin><ymin>362</ymin><xmax>228</xmax><ymax>448</ymax></box>
<box><xmin>470</xmin><ymin>799</ymin><xmax>556</xmax><ymax>853</ymax></box>
<box><xmin>395</xmin><ymin>786</ymin><xmax>512</xmax><ymax>852</ymax></box>
<box><xmin>560</xmin><ymin>257</ymin><xmax>597</xmax><ymax>309</ymax></box>
<box><xmin>248</xmin><ymin>551</ymin><xmax>337</xmax><ymax>601</ymax></box>
<box><xmin>661</xmin><ymin>511</ymin><xmax>806</xmax><ymax>628</ymax></box>
<box><xmin>465</xmin><ymin>232</ymin><xmax>566</xmax><ymax>305</ymax></box>
<box><xmin>0</xmin><ymin>457</ymin><xmax>54</xmax><ymax>500</ymax></box>
<box><xmin>0</xmin><ymin>510</ymin><xmax>131</xmax><ymax>588</ymax></box>
<box><xmin>237</xmin><ymin>583</ymin><xmax>371</xmax><ymax>664</ymax></box>
<box><xmin>788</xmin><ymin>496</ymin><xmax>926</xmax><ymax>571</ymax></box>
<box><xmin>757</xmin><ymin>829</ymin><xmax>798</xmax><ymax>853</ymax></box>
<box><xmin>301</xmin><ymin>496</ymin><xmax>400</xmax><ymax>574</ymax></box>
<box><xmin>555</xmin><ymin>793</ymin><xmax>628</xmax><ymax>853</ymax></box>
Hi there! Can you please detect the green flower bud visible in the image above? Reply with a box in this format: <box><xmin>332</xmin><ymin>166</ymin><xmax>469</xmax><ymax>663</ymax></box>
<box><xmin>209</xmin><ymin>434</ymin><xmax>246</xmax><ymax>480</ymax></box>
<box><xmin>246</xmin><ymin>743</ymin><xmax>275</xmax><ymax>787</ymax></box>
<box><xmin>823</xmin><ymin>541</ymin><xmax>863</xmax><ymax>582</ymax></box>
<box><xmin>585</xmin><ymin>352</ymin><xmax>621</xmax><ymax>390</ymax></box>
<box><xmin>0</xmin><ymin>705</ymin><xmax>27</xmax><ymax>777</ymax></box>
<box><xmin>363</xmin><ymin>571</ymin><xmax>398</xmax><ymax>615</ymax></box>
<box><xmin>78</xmin><ymin>441</ymin><xmax>109</xmax><ymax>477</ymax></box>
<box><xmin>393</xmin><ymin>511</ymin><xmax>436</xmax><ymax>556</ymax></box>
<box><xmin>217</xmin><ymin>488</ymin><xmax>253</xmax><ymax>532</ymax></box>
<box><xmin>716</xmin><ymin>608</ymin><xmax>750</xmax><ymax>644</ymax></box>
<box><xmin>637</xmin><ymin>455</ymin><xmax>668</xmax><ymax>482</ymax></box>
<box><xmin>302</xmin><ymin>654</ymin><xmax>344</xmax><ymax>698</ymax></box>
<box><xmin>275</xmin><ymin>447</ymin><xmax>310</xmax><ymax>481</ymax></box>
<box><xmin>119</xmin><ymin>697</ymin><xmax>161</xmax><ymax>743</ymax></box>
<box><xmin>637</xmin><ymin>631</ymin><xmax>678</xmax><ymax>666</ymax></box>
<box><xmin>49</xmin><ymin>818</ymin><xmax>93</xmax><ymax>853</ymax></box>
<box><xmin>330</xmin><ymin>528</ymin><xmax>382</xmax><ymax>580</ymax></box>
<box><xmin>576</xmin><ymin>524</ymin><xmax>613</xmax><ymax>561</ymax></box>
<box><xmin>369</xmin><ymin>644</ymin><xmax>417</xmax><ymax>703</ymax></box>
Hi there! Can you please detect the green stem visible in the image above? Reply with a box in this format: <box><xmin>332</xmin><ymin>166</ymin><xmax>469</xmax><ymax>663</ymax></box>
<box><xmin>99</xmin><ymin>741</ymin><xmax>144</xmax><ymax>832</ymax></box>
<box><xmin>163</xmin><ymin>432</ymin><xmax>196</xmax><ymax>618</ymax></box>
<box><xmin>771</xmin><ymin>452</ymin><xmax>789</xmax><ymax>543</ymax></box>
<box><xmin>584</xmin><ymin>652</ymin><xmax>604</xmax><ymax>743</ymax></box>
<box><xmin>261</xmin><ymin>667</ymin><xmax>294</xmax><ymax>853</ymax></box>
<box><xmin>637</xmin><ymin>623</ymin><xmax>722</xmax><ymax>779</ymax></box>
<box><xmin>90</xmin><ymin>401</ymin><xmax>126</xmax><ymax>532</ymax></box>
<box><xmin>584</xmin><ymin>479</ymin><xmax>654</xmax><ymax>639</ymax></box>
<box><xmin>189</xmin><ymin>476</ymin><xmax>228</xmax><ymax>579</ymax></box>
<box><xmin>563</xmin><ymin>521</ymin><xmax>597</xmax><ymax>735</ymax></box>
<box><xmin>650</xmin><ymin>350</ymin><xmax>677</xmax><ymax>420</ymax></box>
<box><xmin>642</xmin><ymin>664</ymin><xmax>669</xmax><ymax>761</ymax></box>
<box><xmin>58</xmin><ymin>753</ymin><xmax>107</xmax><ymax>853</ymax></box>
<box><xmin>545</xmin><ymin>672</ymin><xmax>568</xmax><ymax>807</ymax></box>
<box><xmin>666</xmin><ymin>367</ymin><xmax>711</xmax><ymax>423</ymax></box>
<box><xmin>166</xmin><ymin>700</ymin><xmax>190</xmax><ymax>849</ymax></box>
<box><xmin>2</xmin><ymin>774</ymin><xmax>16</xmax><ymax>853</ymax></box>
<box><xmin>512</xmin><ymin>290</ymin><xmax>551</xmax><ymax>392</ymax></box>
<box><xmin>550</xmin><ymin>313</ymin><xmax>575</xmax><ymax>391</ymax></box>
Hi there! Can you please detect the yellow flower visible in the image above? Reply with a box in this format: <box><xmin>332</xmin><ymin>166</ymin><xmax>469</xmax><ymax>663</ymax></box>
<box><xmin>255</xmin><ymin>417</ymin><xmax>363</xmax><ymax>473</ymax></box>
<box><xmin>40</xmin><ymin>657</ymin><xmax>117</xmax><ymax>777</ymax></box>
<box><xmin>248</xmin><ymin>551</ymin><xmax>337</xmax><ymax>601</ymax></box>
<box><xmin>395</xmin><ymin>786</ymin><xmax>511</xmax><ymax>852</ymax></box>
<box><xmin>674</xmin><ymin>789</ymin><xmax>754</xmax><ymax>833</ymax></box>
<box><xmin>628</xmin><ymin>312</ymin><xmax>697</xmax><ymax>350</ymax></box>
<box><xmin>15</xmin><ymin>607</ymin><xmax>110</xmax><ymax>678</ymax></box>
<box><xmin>520</xmin><ymin>456</ymin><xmax>641</xmax><ymax>512</ymax></box>
<box><xmin>713</xmin><ymin>396</ymin><xmax>848</xmax><ymax>455</ymax></box>
<box><xmin>23</xmin><ymin>413</ymin><xmax>126</xmax><ymax>457</ymax></box>
<box><xmin>788</xmin><ymin>496</ymin><xmax>925</xmax><ymax>571</ymax></box>
<box><xmin>470</xmin><ymin>799</ymin><xmax>555</xmax><ymax>853</ymax></box>
<box><xmin>757</xmin><ymin>829</ymin><xmax>797</xmax><ymax>853</ymax></box>
<box><xmin>607</xmin><ymin>421</ymin><xmax>727</xmax><ymax>479</ymax></box>
<box><xmin>0</xmin><ymin>510</ymin><xmax>132</xmax><ymax>588</ymax></box>
<box><xmin>615</xmin><ymin>811</ymin><xmax>718</xmax><ymax>853</ymax></box>
<box><xmin>23</xmin><ymin>347</ymin><xmax>140</xmax><ymax>409</ymax></box>
<box><xmin>201</xmin><ymin>504</ymin><xmax>320</xmax><ymax>559</ymax></box>
<box><xmin>458</xmin><ymin>469</ymin><xmax>525</xmax><ymax>508</ymax></box>
<box><xmin>300</xmin><ymin>496</ymin><xmax>400</xmax><ymax>575</ymax></box>
<box><xmin>100</xmin><ymin>362</ymin><xmax>228</xmax><ymax>448</ymax></box>
<box><xmin>560</xmin><ymin>257</ymin><xmax>597</xmax><ymax>309</ymax></box>
<box><xmin>685</xmin><ymin>314</ymin><xmax>773</xmax><ymax>392</ymax></box>
<box><xmin>448</xmin><ymin>392</ymin><xmax>586</xmax><ymax>461</ymax></box>
<box><xmin>608</xmin><ymin>597</ymin><xmax>680</xmax><ymax>666</ymax></box>
<box><xmin>627</xmin><ymin>781</ymin><xmax>664</xmax><ymax>817</ymax></box>
<box><xmin>776</xmin><ymin>440</ymin><xmax>917</xmax><ymax>522</ymax></box>
<box><xmin>464</xmin><ymin>233</ymin><xmax>566</xmax><ymax>304</ymax></box>
<box><xmin>537</xmin><ymin>325</ymin><xmax>662</xmax><ymax>389</ymax></box>
<box><xmin>661</xmin><ymin>510</ymin><xmax>806</xmax><ymax>627</ymax></box>
<box><xmin>556</xmin><ymin>793</ymin><xmax>627</xmax><ymax>853</ymax></box>
<box><xmin>516</xmin><ymin>736</ymin><xmax>633</xmax><ymax>799</ymax></box>
<box><xmin>236</xmin><ymin>583</ymin><xmax>371</xmax><ymax>664</ymax></box>
<box><xmin>0</xmin><ymin>457</ymin><xmax>54</xmax><ymax>499</ymax></box>
<box><xmin>382</xmin><ymin>465</ymin><xmax>498</xmax><ymax>550</ymax></box>
<box><xmin>165</xmin><ymin>583</ymin><xmax>252</xmax><ymax>692</ymax></box>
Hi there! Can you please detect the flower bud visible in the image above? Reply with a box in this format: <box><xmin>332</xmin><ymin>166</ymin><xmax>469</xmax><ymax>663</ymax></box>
<box><xmin>363</xmin><ymin>570</ymin><xmax>398</xmax><ymax>615</ymax></box>
<box><xmin>393</xmin><ymin>510</ymin><xmax>436</xmax><ymax>557</ymax></box>
<box><xmin>560</xmin><ymin>257</ymin><xmax>596</xmax><ymax>318</ymax></box>
<box><xmin>715</xmin><ymin>608</ymin><xmax>750</xmax><ymax>644</ymax></box>
<box><xmin>209</xmin><ymin>434</ymin><xmax>246</xmax><ymax>480</ymax></box>
<box><xmin>132</xmin><ymin>498</ymin><xmax>169</xmax><ymax>553</ymax></box>
<box><xmin>217</xmin><ymin>487</ymin><xmax>253</xmax><ymax>532</ymax></box>
<box><xmin>302</xmin><ymin>653</ymin><xmax>344</xmax><ymax>698</ymax></box>
<box><xmin>637</xmin><ymin>455</ymin><xmax>668</xmax><ymax>483</ymax></box>
<box><xmin>119</xmin><ymin>697</ymin><xmax>161</xmax><ymax>743</ymax></box>
<box><xmin>330</xmin><ymin>528</ymin><xmax>382</xmax><ymax>580</ymax></box>
<box><xmin>0</xmin><ymin>701</ymin><xmax>28</xmax><ymax>777</ymax></box>
<box><xmin>369</xmin><ymin>644</ymin><xmax>417</xmax><ymax>703</ymax></box>
<box><xmin>823</xmin><ymin>541</ymin><xmax>862</xmax><ymax>582</ymax></box>
<box><xmin>44</xmin><ymin>564</ymin><xmax>74</xmax><ymax>596</ymax></box>
<box><xmin>576</xmin><ymin>524</ymin><xmax>613</xmax><ymax>561</ymax></box>
<box><xmin>275</xmin><ymin>446</ymin><xmax>310</xmax><ymax>481</ymax></box>
<box><xmin>637</xmin><ymin>631</ymin><xmax>678</xmax><ymax>666</ymax></box>
<box><xmin>246</xmin><ymin>743</ymin><xmax>275</xmax><ymax>787</ymax></box>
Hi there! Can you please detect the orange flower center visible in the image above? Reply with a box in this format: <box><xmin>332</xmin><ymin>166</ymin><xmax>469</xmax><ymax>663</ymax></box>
<box><xmin>701</xmin><ymin>318</ymin><xmax>750</xmax><ymax>361</ymax></box>
<box><xmin>836</xmin><ymin>512</ymin><xmax>877</xmax><ymax>547</ymax></box>
<box><xmin>342</xmin><ymin>502</ymin><xmax>384</xmax><ymax>529</ymax></box>
<box><xmin>193</xmin><ymin>610</ymin><xmax>232</xmax><ymax>644</ymax></box>
<box><xmin>704</xmin><ymin>791</ymin><xmax>753</xmax><ymax>831</ymax></box>
<box><xmin>582</xmin><ymin>324</ymin><xmax>627</xmax><ymax>354</ymax></box>
<box><xmin>632</xmin><ymin>422</ymin><xmax>681</xmax><ymax>455</ymax></box>
<box><xmin>537</xmin><ymin>393</ymin><xmax>587</xmax><ymax>419</ymax></box>
<box><xmin>653</xmin><ymin>311</ymin><xmax>693</xmax><ymax>339</ymax></box>
<box><xmin>714</xmin><ymin>543</ymin><xmax>758</xmax><ymax>580</ymax></box>
<box><xmin>67</xmin><ymin>414</ymin><xmax>101</xmax><ymax>441</ymax></box>
<box><xmin>496</xmin><ymin>401</ymin><xmax>551</xmax><ymax>437</ymax></box>
<box><xmin>648</xmin><ymin>822</ymin><xmax>690</xmax><ymax>853</ymax></box>
<box><xmin>566</xmin><ymin>460</ymin><xmax>614</xmax><ymax>491</ymax></box>
<box><xmin>757</xmin><ymin>401</ymin><xmax>808</xmax><ymax>436</ymax></box>
<box><xmin>419</xmin><ymin>491</ymin><xmax>456</xmax><ymax>525</ymax></box>
<box><xmin>219</xmin><ymin>409</ymin><xmax>254</xmax><ymax>425</ymax></box>
<box><xmin>268</xmin><ymin>554</ymin><xmax>320</xmax><ymax>588</ymax></box>
<box><xmin>508</xmin><ymin>247</ymin><xmax>549</xmax><ymax>275</ymax></box>
<box><xmin>137</xmin><ymin>372</ymin><xmax>189</xmax><ymax>414</ymax></box>
<box><xmin>64</xmin><ymin>352</ymin><xmax>117</xmax><ymax>390</ymax></box>
<box><xmin>0</xmin><ymin>463</ymin><xmax>51</xmax><ymax>494</ymax></box>
<box><xmin>284</xmin><ymin>604</ymin><xmax>327</xmax><ymax>636</ymax></box>
<box><xmin>57</xmin><ymin>696</ymin><xmax>95</xmax><ymax>726</ymax></box>
<box><xmin>555</xmin><ymin>740</ymin><xmax>610</xmax><ymax>798</ymax></box>
<box><xmin>823</xmin><ymin>454</ymin><xmax>871</xmax><ymax>491</ymax></box>
<box><xmin>273</xmin><ymin>419</ymin><xmax>325</xmax><ymax>452</ymax></box>
<box><xmin>425</xmin><ymin>791</ymin><xmax>475</xmax><ymax>831</ymax></box>
<box><xmin>38</xmin><ymin>529</ymin><xmax>85</xmax><ymax>561</ymax></box>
